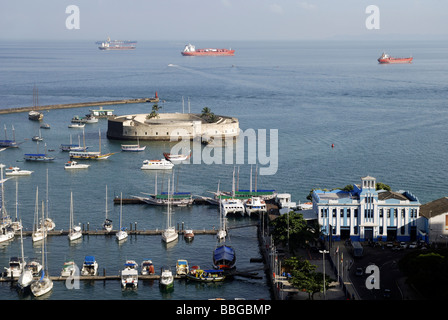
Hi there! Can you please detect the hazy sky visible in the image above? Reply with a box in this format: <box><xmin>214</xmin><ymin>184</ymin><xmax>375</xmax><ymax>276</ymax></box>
<box><xmin>1</xmin><ymin>0</ymin><xmax>447</xmax><ymax>41</ymax></box>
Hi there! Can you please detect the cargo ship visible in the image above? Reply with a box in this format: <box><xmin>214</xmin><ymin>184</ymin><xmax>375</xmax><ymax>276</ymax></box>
<box><xmin>97</xmin><ymin>37</ymin><xmax>137</xmax><ymax>50</ymax></box>
<box><xmin>378</xmin><ymin>52</ymin><xmax>413</xmax><ymax>64</ymax></box>
<box><xmin>181</xmin><ymin>43</ymin><xmax>234</xmax><ymax>56</ymax></box>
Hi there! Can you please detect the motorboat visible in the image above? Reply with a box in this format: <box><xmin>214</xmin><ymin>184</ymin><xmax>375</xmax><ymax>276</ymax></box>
<box><xmin>81</xmin><ymin>256</ymin><xmax>98</xmax><ymax>276</ymax></box>
<box><xmin>61</xmin><ymin>260</ymin><xmax>78</xmax><ymax>277</ymax></box>
<box><xmin>0</xmin><ymin>226</ymin><xmax>14</xmax><ymax>243</ymax></box>
<box><xmin>141</xmin><ymin>159</ymin><xmax>174</xmax><ymax>170</ymax></box>
<box><xmin>159</xmin><ymin>266</ymin><xmax>174</xmax><ymax>289</ymax></box>
<box><xmin>5</xmin><ymin>167</ymin><xmax>33</xmax><ymax>176</ymax></box>
<box><xmin>183</xmin><ymin>229</ymin><xmax>194</xmax><ymax>241</ymax></box>
<box><xmin>64</xmin><ymin>161</ymin><xmax>90</xmax><ymax>170</ymax></box>
<box><xmin>244</xmin><ymin>196</ymin><xmax>267</xmax><ymax>217</ymax></box>
<box><xmin>68</xmin><ymin>123</ymin><xmax>85</xmax><ymax>129</ymax></box>
<box><xmin>4</xmin><ymin>257</ymin><xmax>24</xmax><ymax>279</ymax></box>
<box><xmin>176</xmin><ymin>259</ymin><xmax>189</xmax><ymax>276</ymax></box>
<box><xmin>121</xmin><ymin>260</ymin><xmax>139</xmax><ymax>288</ymax></box>
<box><xmin>163</xmin><ymin>151</ymin><xmax>191</xmax><ymax>163</ymax></box>
<box><xmin>141</xmin><ymin>260</ymin><xmax>155</xmax><ymax>275</ymax></box>
<box><xmin>24</xmin><ymin>258</ymin><xmax>42</xmax><ymax>276</ymax></box>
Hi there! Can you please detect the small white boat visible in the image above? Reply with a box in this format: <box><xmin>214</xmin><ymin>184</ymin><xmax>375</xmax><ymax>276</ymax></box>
<box><xmin>4</xmin><ymin>257</ymin><xmax>24</xmax><ymax>279</ymax></box>
<box><xmin>176</xmin><ymin>259</ymin><xmax>189</xmax><ymax>276</ymax></box>
<box><xmin>5</xmin><ymin>167</ymin><xmax>33</xmax><ymax>176</ymax></box>
<box><xmin>64</xmin><ymin>161</ymin><xmax>90</xmax><ymax>170</ymax></box>
<box><xmin>0</xmin><ymin>226</ymin><xmax>14</xmax><ymax>243</ymax></box>
<box><xmin>161</xmin><ymin>180</ymin><xmax>178</xmax><ymax>244</ymax></box>
<box><xmin>68</xmin><ymin>123</ymin><xmax>85</xmax><ymax>129</ymax></box>
<box><xmin>141</xmin><ymin>260</ymin><xmax>155</xmax><ymax>275</ymax></box>
<box><xmin>121</xmin><ymin>138</ymin><xmax>146</xmax><ymax>152</ymax></box>
<box><xmin>81</xmin><ymin>256</ymin><xmax>98</xmax><ymax>276</ymax></box>
<box><xmin>183</xmin><ymin>229</ymin><xmax>194</xmax><ymax>241</ymax></box>
<box><xmin>31</xmin><ymin>219</ymin><xmax>53</xmax><ymax>298</ymax></box>
<box><xmin>141</xmin><ymin>159</ymin><xmax>174</xmax><ymax>170</ymax></box>
<box><xmin>163</xmin><ymin>151</ymin><xmax>191</xmax><ymax>162</ymax></box>
<box><xmin>116</xmin><ymin>193</ymin><xmax>128</xmax><ymax>241</ymax></box>
<box><xmin>159</xmin><ymin>266</ymin><xmax>174</xmax><ymax>289</ymax></box>
<box><xmin>25</xmin><ymin>259</ymin><xmax>42</xmax><ymax>276</ymax></box>
<box><xmin>121</xmin><ymin>260</ymin><xmax>138</xmax><ymax>288</ymax></box>
<box><xmin>61</xmin><ymin>260</ymin><xmax>78</xmax><ymax>277</ymax></box>
<box><xmin>17</xmin><ymin>267</ymin><xmax>33</xmax><ymax>290</ymax></box>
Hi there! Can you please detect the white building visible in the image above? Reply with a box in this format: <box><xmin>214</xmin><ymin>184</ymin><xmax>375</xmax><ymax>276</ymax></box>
<box><xmin>312</xmin><ymin>176</ymin><xmax>422</xmax><ymax>242</ymax></box>
<box><xmin>419</xmin><ymin>197</ymin><xmax>448</xmax><ymax>245</ymax></box>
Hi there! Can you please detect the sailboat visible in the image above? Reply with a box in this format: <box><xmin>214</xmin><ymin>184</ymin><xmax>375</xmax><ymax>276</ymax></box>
<box><xmin>0</xmin><ymin>125</ymin><xmax>18</xmax><ymax>148</ymax></box>
<box><xmin>161</xmin><ymin>179</ymin><xmax>178</xmax><ymax>244</ymax></box>
<box><xmin>24</xmin><ymin>142</ymin><xmax>55</xmax><ymax>162</ymax></box>
<box><xmin>69</xmin><ymin>129</ymin><xmax>114</xmax><ymax>160</ymax></box>
<box><xmin>115</xmin><ymin>193</ymin><xmax>128</xmax><ymax>241</ymax></box>
<box><xmin>32</xmin><ymin>187</ymin><xmax>46</xmax><ymax>243</ymax></box>
<box><xmin>43</xmin><ymin>169</ymin><xmax>55</xmax><ymax>231</ymax></box>
<box><xmin>9</xmin><ymin>181</ymin><xmax>22</xmax><ymax>232</ymax></box>
<box><xmin>0</xmin><ymin>167</ymin><xmax>14</xmax><ymax>243</ymax></box>
<box><xmin>30</xmin><ymin>203</ymin><xmax>53</xmax><ymax>297</ymax></box>
<box><xmin>102</xmin><ymin>185</ymin><xmax>113</xmax><ymax>232</ymax></box>
<box><xmin>28</xmin><ymin>86</ymin><xmax>43</xmax><ymax>121</ymax></box>
<box><xmin>61</xmin><ymin>134</ymin><xmax>88</xmax><ymax>152</ymax></box>
<box><xmin>67</xmin><ymin>192</ymin><xmax>82</xmax><ymax>241</ymax></box>
<box><xmin>121</xmin><ymin>138</ymin><xmax>146</xmax><ymax>152</ymax></box>
<box><xmin>213</xmin><ymin>195</ymin><xmax>236</xmax><ymax>271</ymax></box>
<box><xmin>216</xmin><ymin>196</ymin><xmax>227</xmax><ymax>241</ymax></box>
<box><xmin>17</xmin><ymin>219</ymin><xmax>33</xmax><ymax>290</ymax></box>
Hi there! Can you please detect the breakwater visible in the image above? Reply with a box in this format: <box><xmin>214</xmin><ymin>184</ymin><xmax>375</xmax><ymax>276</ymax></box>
<box><xmin>0</xmin><ymin>97</ymin><xmax>159</xmax><ymax>115</ymax></box>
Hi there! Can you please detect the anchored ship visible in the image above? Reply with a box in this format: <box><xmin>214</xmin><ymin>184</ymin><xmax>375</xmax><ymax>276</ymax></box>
<box><xmin>97</xmin><ymin>37</ymin><xmax>137</xmax><ymax>50</ymax></box>
<box><xmin>378</xmin><ymin>52</ymin><xmax>413</xmax><ymax>64</ymax></box>
<box><xmin>181</xmin><ymin>43</ymin><xmax>234</xmax><ymax>56</ymax></box>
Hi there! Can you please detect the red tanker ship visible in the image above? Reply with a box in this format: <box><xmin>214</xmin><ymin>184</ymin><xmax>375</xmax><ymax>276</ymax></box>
<box><xmin>378</xmin><ymin>52</ymin><xmax>413</xmax><ymax>64</ymax></box>
<box><xmin>181</xmin><ymin>43</ymin><xmax>235</xmax><ymax>56</ymax></box>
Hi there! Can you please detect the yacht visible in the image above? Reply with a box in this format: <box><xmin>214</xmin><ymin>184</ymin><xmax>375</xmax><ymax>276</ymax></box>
<box><xmin>159</xmin><ymin>266</ymin><xmax>174</xmax><ymax>289</ymax></box>
<box><xmin>61</xmin><ymin>260</ymin><xmax>78</xmax><ymax>277</ymax></box>
<box><xmin>64</xmin><ymin>161</ymin><xmax>90</xmax><ymax>170</ymax></box>
<box><xmin>81</xmin><ymin>256</ymin><xmax>98</xmax><ymax>276</ymax></box>
<box><xmin>121</xmin><ymin>260</ymin><xmax>138</xmax><ymax>288</ymax></box>
<box><xmin>220</xmin><ymin>198</ymin><xmax>245</xmax><ymax>217</ymax></box>
<box><xmin>141</xmin><ymin>159</ymin><xmax>174</xmax><ymax>170</ymax></box>
<box><xmin>5</xmin><ymin>167</ymin><xmax>33</xmax><ymax>176</ymax></box>
<box><xmin>4</xmin><ymin>257</ymin><xmax>23</xmax><ymax>278</ymax></box>
<box><xmin>244</xmin><ymin>196</ymin><xmax>267</xmax><ymax>217</ymax></box>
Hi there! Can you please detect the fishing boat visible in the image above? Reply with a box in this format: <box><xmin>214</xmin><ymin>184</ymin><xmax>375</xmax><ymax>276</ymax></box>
<box><xmin>163</xmin><ymin>150</ymin><xmax>191</xmax><ymax>162</ymax></box>
<box><xmin>61</xmin><ymin>260</ymin><xmax>78</xmax><ymax>277</ymax></box>
<box><xmin>0</xmin><ymin>125</ymin><xmax>18</xmax><ymax>148</ymax></box>
<box><xmin>176</xmin><ymin>259</ymin><xmax>189</xmax><ymax>276</ymax></box>
<box><xmin>141</xmin><ymin>260</ymin><xmax>155</xmax><ymax>275</ymax></box>
<box><xmin>116</xmin><ymin>193</ymin><xmax>128</xmax><ymax>241</ymax></box>
<box><xmin>378</xmin><ymin>52</ymin><xmax>413</xmax><ymax>64</ymax></box>
<box><xmin>68</xmin><ymin>192</ymin><xmax>82</xmax><ymax>242</ymax></box>
<box><xmin>121</xmin><ymin>138</ymin><xmax>146</xmax><ymax>152</ymax></box>
<box><xmin>220</xmin><ymin>198</ymin><xmax>245</xmax><ymax>217</ymax></box>
<box><xmin>186</xmin><ymin>267</ymin><xmax>226</xmax><ymax>282</ymax></box>
<box><xmin>81</xmin><ymin>256</ymin><xmax>98</xmax><ymax>276</ymax></box>
<box><xmin>102</xmin><ymin>185</ymin><xmax>113</xmax><ymax>232</ymax></box>
<box><xmin>69</xmin><ymin>130</ymin><xmax>114</xmax><ymax>160</ymax></box>
<box><xmin>244</xmin><ymin>196</ymin><xmax>267</xmax><ymax>217</ymax></box>
<box><xmin>213</xmin><ymin>245</ymin><xmax>236</xmax><ymax>271</ymax></box>
<box><xmin>4</xmin><ymin>257</ymin><xmax>24</xmax><ymax>278</ymax></box>
<box><xmin>159</xmin><ymin>266</ymin><xmax>174</xmax><ymax>289</ymax></box>
<box><xmin>181</xmin><ymin>43</ymin><xmax>235</xmax><ymax>56</ymax></box>
<box><xmin>141</xmin><ymin>159</ymin><xmax>174</xmax><ymax>170</ymax></box>
<box><xmin>64</xmin><ymin>161</ymin><xmax>90</xmax><ymax>170</ymax></box>
<box><xmin>121</xmin><ymin>260</ymin><xmax>138</xmax><ymax>288</ymax></box>
<box><xmin>30</xmin><ymin>219</ymin><xmax>53</xmax><ymax>297</ymax></box>
<box><xmin>5</xmin><ymin>167</ymin><xmax>33</xmax><ymax>176</ymax></box>
<box><xmin>183</xmin><ymin>229</ymin><xmax>194</xmax><ymax>241</ymax></box>
<box><xmin>161</xmin><ymin>180</ymin><xmax>178</xmax><ymax>244</ymax></box>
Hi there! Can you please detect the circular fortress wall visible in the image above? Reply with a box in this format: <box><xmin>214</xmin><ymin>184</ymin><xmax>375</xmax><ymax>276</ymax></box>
<box><xmin>107</xmin><ymin>113</ymin><xmax>239</xmax><ymax>141</ymax></box>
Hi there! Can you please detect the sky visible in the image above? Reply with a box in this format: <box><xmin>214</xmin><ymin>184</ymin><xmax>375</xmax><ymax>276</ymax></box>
<box><xmin>0</xmin><ymin>0</ymin><xmax>447</xmax><ymax>41</ymax></box>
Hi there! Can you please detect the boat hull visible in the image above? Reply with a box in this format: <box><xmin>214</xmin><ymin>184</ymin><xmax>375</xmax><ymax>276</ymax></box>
<box><xmin>378</xmin><ymin>57</ymin><xmax>413</xmax><ymax>64</ymax></box>
<box><xmin>181</xmin><ymin>50</ymin><xmax>235</xmax><ymax>56</ymax></box>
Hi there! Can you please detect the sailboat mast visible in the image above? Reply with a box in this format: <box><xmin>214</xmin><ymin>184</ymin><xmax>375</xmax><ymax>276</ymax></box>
<box><xmin>105</xmin><ymin>185</ymin><xmax>108</xmax><ymax>220</ymax></box>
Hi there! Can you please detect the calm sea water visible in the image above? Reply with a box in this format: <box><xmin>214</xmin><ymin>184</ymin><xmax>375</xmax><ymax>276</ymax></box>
<box><xmin>0</xmin><ymin>39</ymin><xmax>447</xmax><ymax>300</ymax></box>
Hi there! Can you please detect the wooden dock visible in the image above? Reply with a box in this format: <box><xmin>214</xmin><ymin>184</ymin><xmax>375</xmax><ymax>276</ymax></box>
<box><xmin>0</xmin><ymin>97</ymin><xmax>159</xmax><ymax>115</ymax></box>
<box><xmin>20</xmin><ymin>229</ymin><xmax>217</xmax><ymax>237</ymax></box>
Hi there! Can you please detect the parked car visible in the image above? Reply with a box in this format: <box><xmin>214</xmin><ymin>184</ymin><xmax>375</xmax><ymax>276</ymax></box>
<box><xmin>400</xmin><ymin>242</ymin><xmax>408</xmax><ymax>249</ymax></box>
<box><xmin>408</xmin><ymin>242</ymin><xmax>417</xmax><ymax>249</ymax></box>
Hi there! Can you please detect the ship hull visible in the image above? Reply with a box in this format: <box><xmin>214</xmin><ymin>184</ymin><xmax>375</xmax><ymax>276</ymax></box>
<box><xmin>99</xmin><ymin>46</ymin><xmax>136</xmax><ymax>50</ymax></box>
<box><xmin>378</xmin><ymin>57</ymin><xmax>413</xmax><ymax>64</ymax></box>
<box><xmin>181</xmin><ymin>50</ymin><xmax>235</xmax><ymax>56</ymax></box>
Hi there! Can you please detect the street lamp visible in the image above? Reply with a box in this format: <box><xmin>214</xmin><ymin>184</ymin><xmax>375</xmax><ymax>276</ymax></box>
<box><xmin>319</xmin><ymin>249</ymin><xmax>329</xmax><ymax>299</ymax></box>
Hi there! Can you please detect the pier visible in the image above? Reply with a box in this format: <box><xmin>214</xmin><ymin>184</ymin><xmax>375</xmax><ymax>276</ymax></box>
<box><xmin>20</xmin><ymin>228</ymin><xmax>217</xmax><ymax>237</ymax></box>
<box><xmin>0</xmin><ymin>97</ymin><xmax>159</xmax><ymax>115</ymax></box>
